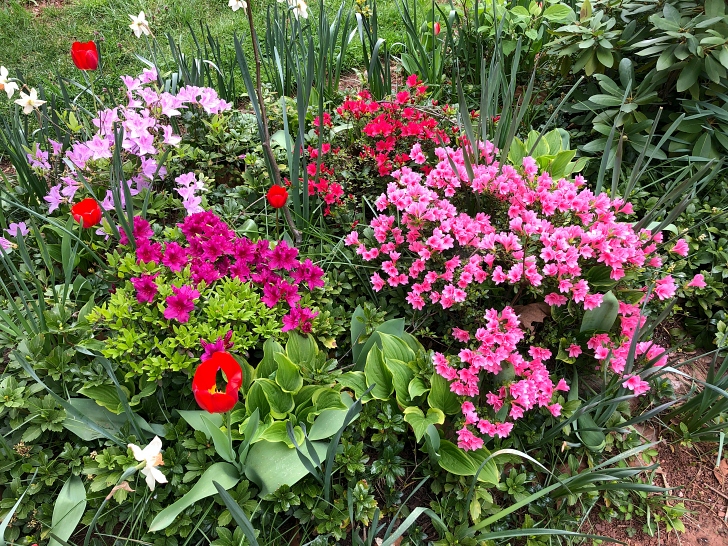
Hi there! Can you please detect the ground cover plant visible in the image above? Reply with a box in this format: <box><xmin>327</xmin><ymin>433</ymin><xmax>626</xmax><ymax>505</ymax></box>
<box><xmin>1</xmin><ymin>0</ymin><xmax>728</xmax><ymax>545</ymax></box>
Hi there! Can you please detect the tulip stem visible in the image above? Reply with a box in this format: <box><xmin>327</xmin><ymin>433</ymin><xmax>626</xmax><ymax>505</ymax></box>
<box><xmin>244</xmin><ymin>2</ymin><xmax>302</xmax><ymax>245</ymax></box>
<box><xmin>226</xmin><ymin>411</ymin><xmax>233</xmax><ymax>459</ymax></box>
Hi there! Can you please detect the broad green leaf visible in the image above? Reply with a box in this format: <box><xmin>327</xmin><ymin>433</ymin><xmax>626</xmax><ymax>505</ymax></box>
<box><xmin>285</xmin><ymin>331</ymin><xmax>317</xmax><ymax>366</ymax></box>
<box><xmin>438</xmin><ymin>440</ymin><xmax>477</xmax><ymax>476</ymax></box>
<box><xmin>576</xmin><ymin>413</ymin><xmax>607</xmax><ymax>451</ymax></box>
<box><xmin>149</xmin><ymin>463</ymin><xmax>239</xmax><ymax>532</ymax></box>
<box><xmin>258</xmin><ymin>420</ymin><xmax>304</xmax><ymax>448</ymax></box>
<box><xmin>177</xmin><ymin>410</ymin><xmax>223</xmax><ymax>436</ymax></box>
<box><xmin>403</xmin><ymin>407</ymin><xmax>444</xmax><ymax>442</ymax></box>
<box><xmin>49</xmin><ymin>476</ymin><xmax>86</xmax><ymax>546</ymax></box>
<box><xmin>408</xmin><ymin>377</ymin><xmax>429</xmax><ymax>399</ymax></box>
<box><xmin>245</xmin><ymin>440</ymin><xmax>328</xmax><ymax>496</ymax></box>
<box><xmin>353</xmin><ymin>318</ymin><xmax>405</xmax><ymax>370</ymax></box>
<box><xmin>364</xmin><ymin>345</ymin><xmax>394</xmax><ymax>400</ymax></box>
<box><xmin>273</xmin><ymin>353</ymin><xmax>303</xmax><ymax>394</ymax></box>
<box><xmin>77</xmin><ymin>384</ymin><xmax>124</xmax><ymax>414</ymax></box>
<box><xmin>350</xmin><ymin>305</ymin><xmax>367</xmax><ymax>361</ymax></box>
<box><xmin>386</xmin><ymin>358</ymin><xmax>415</xmax><ymax>405</ymax></box>
<box><xmin>245</xmin><ymin>381</ymin><xmax>271</xmax><ymax>420</ymax></box>
<box><xmin>257</xmin><ymin>379</ymin><xmax>294</xmax><ymax>418</ymax></box>
<box><xmin>543</xmin><ymin>4</ymin><xmax>574</xmax><ymax>22</ymax></box>
<box><xmin>580</xmin><ymin>291</ymin><xmax>619</xmax><ymax>333</ymax></box>
<box><xmin>676</xmin><ymin>61</ymin><xmax>701</xmax><ymax>93</ymax></box>
<box><xmin>468</xmin><ymin>448</ymin><xmax>501</xmax><ymax>486</ymax></box>
<box><xmin>336</xmin><ymin>371</ymin><xmax>369</xmax><ymax>400</ymax></box>
<box><xmin>257</xmin><ymin>337</ymin><xmax>284</xmax><ymax>379</ymax></box>
<box><xmin>309</xmin><ymin>394</ymin><xmax>357</xmax><ymax>440</ymax></box>
<box><xmin>201</xmin><ymin>415</ymin><xmax>235</xmax><ymax>463</ymax></box>
<box><xmin>379</xmin><ymin>333</ymin><xmax>416</xmax><ymax>362</ymax></box>
<box><xmin>428</xmin><ymin>372</ymin><xmax>460</xmax><ymax>415</ymax></box>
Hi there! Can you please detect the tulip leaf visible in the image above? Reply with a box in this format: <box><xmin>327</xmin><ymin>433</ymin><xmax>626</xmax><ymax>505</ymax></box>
<box><xmin>201</xmin><ymin>415</ymin><xmax>235</xmax><ymax>463</ymax></box>
<box><xmin>149</xmin><ymin>462</ymin><xmax>239</xmax><ymax>532</ymax></box>
<box><xmin>403</xmin><ymin>406</ymin><xmax>444</xmax><ymax>442</ymax></box>
<box><xmin>308</xmin><ymin>393</ymin><xmax>356</xmax><ymax>441</ymax></box>
<box><xmin>245</xmin><ymin>439</ymin><xmax>328</xmax><ymax>496</ymax></box>
<box><xmin>48</xmin><ymin>476</ymin><xmax>86</xmax><ymax>546</ymax></box>
<box><xmin>580</xmin><ymin>291</ymin><xmax>619</xmax><ymax>333</ymax></box>
<box><xmin>364</xmin><ymin>345</ymin><xmax>394</xmax><ymax>400</ymax></box>
<box><xmin>273</xmin><ymin>353</ymin><xmax>304</xmax><ymax>394</ymax></box>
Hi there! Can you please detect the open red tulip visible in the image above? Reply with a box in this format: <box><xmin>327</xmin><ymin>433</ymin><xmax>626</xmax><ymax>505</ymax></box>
<box><xmin>71</xmin><ymin>41</ymin><xmax>99</xmax><ymax>71</ymax></box>
<box><xmin>266</xmin><ymin>185</ymin><xmax>288</xmax><ymax>208</ymax></box>
<box><xmin>71</xmin><ymin>198</ymin><xmax>103</xmax><ymax>228</ymax></box>
<box><xmin>192</xmin><ymin>352</ymin><xmax>242</xmax><ymax>413</ymax></box>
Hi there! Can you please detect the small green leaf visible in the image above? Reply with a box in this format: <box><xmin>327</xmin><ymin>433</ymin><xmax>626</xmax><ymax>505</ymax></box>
<box><xmin>403</xmin><ymin>407</ymin><xmax>445</xmax><ymax>442</ymax></box>
<box><xmin>201</xmin><ymin>415</ymin><xmax>235</xmax><ymax>463</ymax></box>
<box><xmin>49</xmin><ymin>476</ymin><xmax>86</xmax><ymax>546</ymax></box>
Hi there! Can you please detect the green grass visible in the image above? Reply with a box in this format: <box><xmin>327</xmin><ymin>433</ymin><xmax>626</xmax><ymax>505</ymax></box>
<box><xmin>0</xmin><ymin>0</ymin><xmax>407</xmax><ymax>96</ymax></box>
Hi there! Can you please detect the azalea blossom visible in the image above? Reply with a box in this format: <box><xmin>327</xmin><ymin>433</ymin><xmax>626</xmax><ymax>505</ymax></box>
<box><xmin>687</xmin><ymin>273</ymin><xmax>706</xmax><ymax>289</ymax></box>
<box><xmin>0</xmin><ymin>66</ymin><xmax>19</xmax><ymax>99</ymax></box>
<box><xmin>129</xmin><ymin>12</ymin><xmax>152</xmax><ymax>38</ymax></box>
<box><xmin>14</xmin><ymin>88</ymin><xmax>45</xmax><ymax>114</ymax></box>
<box><xmin>128</xmin><ymin>436</ymin><xmax>167</xmax><ymax>491</ymax></box>
<box><xmin>228</xmin><ymin>0</ymin><xmax>247</xmax><ymax>10</ymax></box>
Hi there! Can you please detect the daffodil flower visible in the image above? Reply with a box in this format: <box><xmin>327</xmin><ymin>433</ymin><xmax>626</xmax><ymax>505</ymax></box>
<box><xmin>128</xmin><ymin>436</ymin><xmax>168</xmax><ymax>491</ymax></box>
<box><xmin>0</xmin><ymin>66</ymin><xmax>19</xmax><ymax>99</ymax></box>
<box><xmin>129</xmin><ymin>11</ymin><xmax>152</xmax><ymax>38</ymax></box>
<box><xmin>14</xmin><ymin>88</ymin><xmax>45</xmax><ymax>115</ymax></box>
<box><xmin>228</xmin><ymin>0</ymin><xmax>247</xmax><ymax>11</ymax></box>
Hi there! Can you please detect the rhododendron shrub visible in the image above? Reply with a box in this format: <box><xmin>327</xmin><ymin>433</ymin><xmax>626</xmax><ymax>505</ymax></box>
<box><xmin>305</xmin><ymin>75</ymin><xmax>453</xmax><ymax>214</ymax></box>
<box><xmin>90</xmin><ymin>211</ymin><xmax>325</xmax><ymax>380</ymax></box>
<box><xmin>346</xmin><ymin>139</ymin><xmax>699</xmax><ymax>450</ymax></box>
<box><xmin>33</xmin><ymin>69</ymin><xmax>231</xmax><ymax>228</ymax></box>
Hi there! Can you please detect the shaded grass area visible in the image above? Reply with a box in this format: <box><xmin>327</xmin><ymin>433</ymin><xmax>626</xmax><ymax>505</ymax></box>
<box><xmin>0</xmin><ymin>0</ymin><xmax>406</xmax><ymax>93</ymax></box>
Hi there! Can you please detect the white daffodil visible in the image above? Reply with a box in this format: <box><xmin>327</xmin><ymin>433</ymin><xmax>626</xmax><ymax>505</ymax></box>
<box><xmin>0</xmin><ymin>66</ymin><xmax>19</xmax><ymax>99</ymax></box>
<box><xmin>228</xmin><ymin>0</ymin><xmax>247</xmax><ymax>11</ymax></box>
<box><xmin>291</xmin><ymin>0</ymin><xmax>309</xmax><ymax>19</ymax></box>
<box><xmin>14</xmin><ymin>88</ymin><xmax>45</xmax><ymax>115</ymax></box>
<box><xmin>129</xmin><ymin>11</ymin><xmax>152</xmax><ymax>38</ymax></box>
<box><xmin>128</xmin><ymin>436</ymin><xmax>168</xmax><ymax>492</ymax></box>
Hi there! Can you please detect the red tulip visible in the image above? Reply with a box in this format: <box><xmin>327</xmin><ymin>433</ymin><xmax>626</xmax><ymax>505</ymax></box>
<box><xmin>433</xmin><ymin>22</ymin><xmax>441</xmax><ymax>35</ymax></box>
<box><xmin>192</xmin><ymin>352</ymin><xmax>242</xmax><ymax>413</ymax></box>
<box><xmin>266</xmin><ymin>185</ymin><xmax>288</xmax><ymax>208</ymax></box>
<box><xmin>71</xmin><ymin>41</ymin><xmax>99</xmax><ymax>71</ymax></box>
<box><xmin>71</xmin><ymin>198</ymin><xmax>103</xmax><ymax>228</ymax></box>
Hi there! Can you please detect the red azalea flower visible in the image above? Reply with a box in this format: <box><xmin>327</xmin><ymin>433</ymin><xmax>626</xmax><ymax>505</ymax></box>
<box><xmin>192</xmin><ymin>352</ymin><xmax>242</xmax><ymax>413</ymax></box>
<box><xmin>71</xmin><ymin>41</ymin><xmax>99</xmax><ymax>71</ymax></box>
<box><xmin>71</xmin><ymin>198</ymin><xmax>103</xmax><ymax>228</ymax></box>
<box><xmin>266</xmin><ymin>185</ymin><xmax>288</xmax><ymax>208</ymax></box>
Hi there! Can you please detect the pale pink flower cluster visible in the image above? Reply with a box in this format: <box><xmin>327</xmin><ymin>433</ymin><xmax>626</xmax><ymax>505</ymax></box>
<box><xmin>345</xmin><ymin>140</ymin><xmax>690</xmax><ymax>450</ymax></box>
<box><xmin>41</xmin><ymin>69</ymin><xmax>230</xmax><ymax>223</ymax></box>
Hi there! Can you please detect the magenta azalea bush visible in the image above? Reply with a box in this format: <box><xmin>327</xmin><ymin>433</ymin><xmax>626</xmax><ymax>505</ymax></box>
<box><xmin>346</xmin><ymin>139</ymin><xmax>705</xmax><ymax>450</ymax></box>
<box><xmin>90</xmin><ymin>211</ymin><xmax>325</xmax><ymax>380</ymax></box>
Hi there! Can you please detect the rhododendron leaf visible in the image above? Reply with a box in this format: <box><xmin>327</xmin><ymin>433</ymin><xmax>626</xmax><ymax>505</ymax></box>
<box><xmin>428</xmin><ymin>373</ymin><xmax>460</xmax><ymax>415</ymax></box>
<box><xmin>408</xmin><ymin>377</ymin><xmax>429</xmax><ymax>400</ymax></box>
<box><xmin>580</xmin><ymin>291</ymin><xmax>619</xmax><ymax>333</ymax></box>
<box><xmin>337</xmin><ymin>371</ymin><xmax>370</xmax><ymax>400</ymax></box>
<box><xmin>49</xmin><ymin>475</ymin><xmax>86</xmax><ymax>546</ymax></box>
<box><xmin>274</xmin><ymin>353</ymin><xmax>304</xmax><ymax>394</ymax></box>
<box><xmin>364</xmin><ymin>345</ymin><xmax>394</xmax><ymax>400</ymax></box>
<box><xmin>386</xmin><ymin>358</ymin><xmax>415</xmax><ymax>405</ymax></box>
<box><xmin>149</xmin><ymin>463</ymin><xmax>239</xmax><ymax>532</ymax></box>
<box><xmin>201</xmin><ymin>414</ymin><xmax>236</xmax><ymax>463</ymax></box>
<box><xmin>245</xmin><ymin>439</ymin><xmax>328</xmax><ymax>496</ymax></box>
<box><xmin>258</xmin><ymin>421</ymin><xmax>304</xmax><ymax>448</ymax></box>
<box><xmin>404</xmin><ymin>406</ymin><xmax>444</xmax><ymax>442</ymax></box>
<box><xmin>257</xmin><ymin>338</ymin><xmax>285</xmax><ymax>380</ymax></box>
<box><xmin>379</xmin><ymin>333</ymin><xmax>416</xmax><ymax>363</ymax></box>
<box><xmin>353</xmin><ymin>319</ymin><xmax>405</xmax><ymax>371</ymax></box>
<box><xmin>286</xmin><ymin>332</ymin><xmax>318</xmax><ymax>366</ymax></box>
<box><xmin>245</xmin><ymin>382</ymin><xmax>271</xmax><ymax>420</ymax></box>
<box><xmin>177</xmin><ymin>410</ymin><xmax>223</xmax><ymax>437</ymax></box>
<box><xmin>258</xmin><ymin>378</ymin><xmax>295</xmax><ymax>418</ymax></box>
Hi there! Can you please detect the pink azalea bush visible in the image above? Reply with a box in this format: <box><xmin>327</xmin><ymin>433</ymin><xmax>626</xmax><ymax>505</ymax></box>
<box><xmin>345</xmin><ymin>138</ymin><xmax>703</xmax><ymax>451</ymax></box>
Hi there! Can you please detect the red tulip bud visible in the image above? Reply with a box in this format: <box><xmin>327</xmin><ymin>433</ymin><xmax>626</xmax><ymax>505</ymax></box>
<box><xmin>71</xmin><ymin>198</ymin><xmax>103</xmax><ymax>228</ymax></box>
<box><xmin>266</xmin><ymin>185</ymin><xmax>289</xmax><ymax>208</ymax></box>
<box><xmin>71</xmin><ymin>41</ymin><xmax>99</xmax><ymax>71</ymax></box>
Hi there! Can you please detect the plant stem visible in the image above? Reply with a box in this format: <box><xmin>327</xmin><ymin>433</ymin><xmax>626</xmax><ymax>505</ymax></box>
<box><xmin>245</xmin><ymin>3</ymin><xmax>302</xmax><ymax>244</ymax></box>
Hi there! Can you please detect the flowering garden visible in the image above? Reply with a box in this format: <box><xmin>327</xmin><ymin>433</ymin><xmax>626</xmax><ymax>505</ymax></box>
<box><xmin>1</xmin><ymin>0</ymin><xmax>728</xmax><ymax>544</ymax></box>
